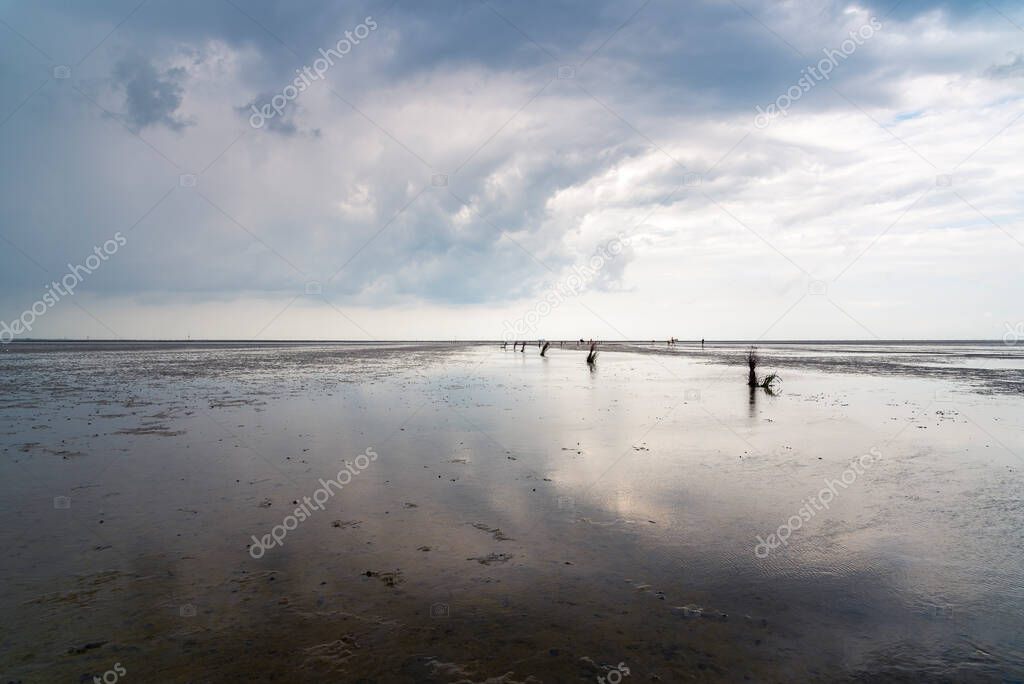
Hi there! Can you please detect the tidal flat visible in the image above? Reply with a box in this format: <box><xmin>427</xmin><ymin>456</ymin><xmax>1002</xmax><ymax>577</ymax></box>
<box><xmin>1</xmin><ymin>341</ymin><xmax>1022</xmax><ymax>682</ymax></box>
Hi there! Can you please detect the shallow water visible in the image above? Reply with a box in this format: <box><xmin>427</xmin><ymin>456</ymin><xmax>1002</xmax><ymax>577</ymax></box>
<box><xmin>1</xmin><ymin>342</ymin><xmax>1022</xmax><ymax>682</ymax></box>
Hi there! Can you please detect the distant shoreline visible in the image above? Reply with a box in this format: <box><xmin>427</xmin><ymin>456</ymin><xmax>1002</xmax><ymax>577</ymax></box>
<box><xmin>0</xmin><ymin>338</ymin><xmax>1012</xmax><ymax>345</ymax></box>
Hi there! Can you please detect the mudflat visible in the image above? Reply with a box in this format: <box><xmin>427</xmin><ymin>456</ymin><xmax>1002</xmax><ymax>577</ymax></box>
<box><xmin>1</xmin><ymin>341</ymin><xmax>1022</xmax><ymax>682</ymax></box>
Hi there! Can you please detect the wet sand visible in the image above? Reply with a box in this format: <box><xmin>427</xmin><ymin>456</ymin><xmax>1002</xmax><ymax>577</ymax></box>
<box><xmin>1</xmin><ymin>341</ymin><xmax>1023</xmax><ymax>682</ymax></box>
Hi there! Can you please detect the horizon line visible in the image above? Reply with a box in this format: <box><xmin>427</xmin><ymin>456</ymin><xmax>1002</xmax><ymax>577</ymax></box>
<box><xmin>1</xmin><ymin>338</ymin><xmax>1014</xmax><ymax>344</ymax></box>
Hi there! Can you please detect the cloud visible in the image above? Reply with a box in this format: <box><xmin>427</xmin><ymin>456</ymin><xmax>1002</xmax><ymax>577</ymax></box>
<box><xmin>987</xmin><ymin>52</ymin><xmax>1024</xmax><ymax>78</ymax></box>
<box><xmin>237</xmin><ymin>93</ymin><xmax>299</xmax><ymax>136</ymax></box>
<box><xmin>113</xmin><ymin>55</ymin><xmax>193</xmax><ymax>131</ymax></box>
<box><xmin>0</xmin><ymin>0</ymin><xmax>1022</xmax><ymax>338</ymax></box>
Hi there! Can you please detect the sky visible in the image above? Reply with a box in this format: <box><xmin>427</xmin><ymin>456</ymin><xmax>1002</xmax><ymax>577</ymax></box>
<box><xmin>0</xmin><ymin>0</ymin><xmax>1021</xmax><ymax>341</ymax></box>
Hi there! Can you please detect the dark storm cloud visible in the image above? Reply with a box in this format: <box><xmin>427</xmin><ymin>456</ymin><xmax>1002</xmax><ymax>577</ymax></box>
<box><xmin>113</xmin><ymin>55</ymin><xmax>191</xmax><ymax>131</ymax></box>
